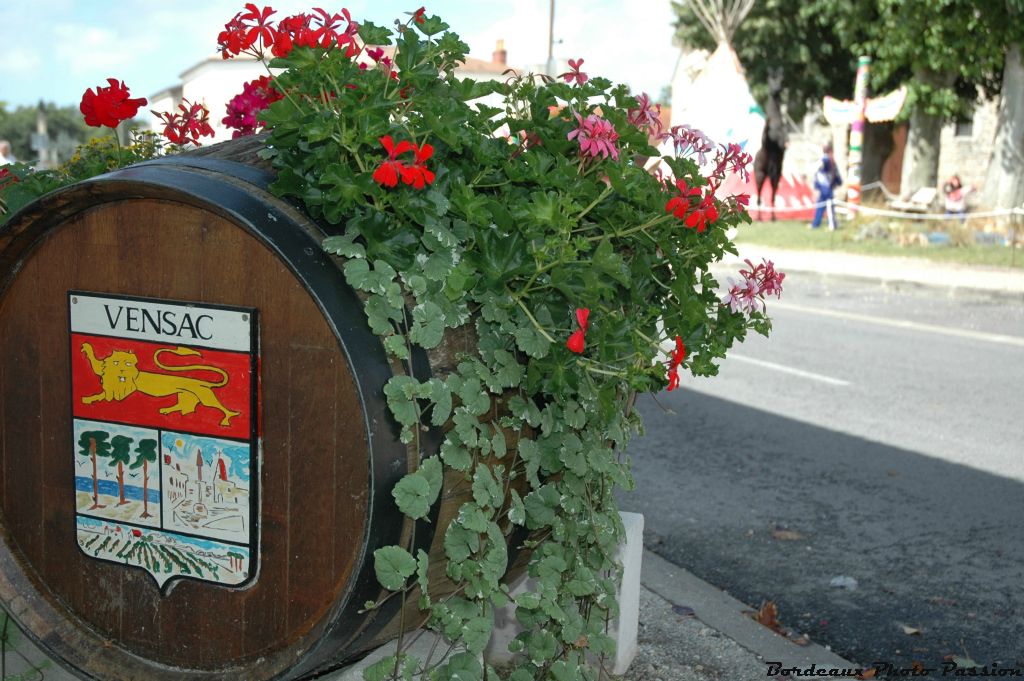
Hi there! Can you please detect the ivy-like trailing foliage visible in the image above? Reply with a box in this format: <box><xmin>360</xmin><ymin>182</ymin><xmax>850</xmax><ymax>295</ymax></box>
<box><xmin>248</xmin><ymin>7</ymin><xmax>783</xmax><ymax>681</ymax></box>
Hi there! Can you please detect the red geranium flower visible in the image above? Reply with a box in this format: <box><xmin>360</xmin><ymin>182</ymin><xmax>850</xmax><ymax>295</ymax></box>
<box><xmin>0</xmin><ymin>168</ymin><xmax>18</xmax><ymax>190</ymax></box>
<box><xmin>566</xmin><ymin>307</ymin><xmax>590</xmax><ymax>354</ymax></box>
<box><xmin>80</xmin><ymin>79</ymin><xmax>147</xmax><ymax>129</ymax></box>
<box><xmin>372</xmin><ymin>135</ymin><xmax>414</xmax><ymax>187</ymax></box>
<box><xmin>665</xmin><ymin>179</ymin><xmax>700</xmax><ymax>219</ymax></box>
<box><xmin>154</xmin><ymin>99</ymin><xmax>215</xmax><ymax>146</ymax></box>
<box><xmin>400</xmin><ymin>143</ymin><xmax>435</xmax><ymax>189</ymax></box>
<box><xmin>412</xmin><ymin>7</ymin><xmax>426</xmax><ymax>24</ymax></box>
<box><xmin>666</xmin><ymin>336</ymin><xmax>686</xmax><ymax>391</ymax></box>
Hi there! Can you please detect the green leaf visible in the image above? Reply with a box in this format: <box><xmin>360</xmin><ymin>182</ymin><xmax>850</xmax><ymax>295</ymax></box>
<box><xmin>392</xmin><ymin>473</ymin><xmax>432</xmax><ymax>520</ymax></box>
<box><xmin>444</xmin><ymin>523</ymin><xmax>480</xmax><ymax>562</ymax></box>
<box><xmin>527</xmin><ymin>629</ymin><xmax>558</xmax><ymax>665</ymax></box>
<box><xmin>435</xmin><ymin>652</ymin><xmax>482</xmax><ymax>681</ymax></box>
<box><xmin>373</xmin><ymin>546</ymin><xmax>416</xmax><ymax>591</ymax></box>
<box><xmin>323</xmin><ymin>233</ymin><xmax>365</xmax><ymax>259</ymax></box>
<box><xmin>514</xmin><ymin>323</ymin><xmax>551</xmax><ymax>359</ymax></box>
<box><xmin>462</xmin><ymin>617</ymin><xmax>493</xmax><ymax>655</ymax></box>
<box><xmin>409</xmin><ymin>301</ymin><xmax>445</xmax><ymax>348</ymax></box>
<box><xmin>384</xmin><ymin>376</ymin><xmax>419</xmax><ymax>427</ymax></box>
<box><xmin>472</xmin><ymin>465</ymin><xmax>502</xmax><ymax>508</ymax></box>
<box><xmin>428</xmin><ymin>378</ymin><xmax>453</xmax><ymax>426</ymax></box>
<box><xmin>418</xmin><ymin>456</ymin><xmax>443</xmax><ymax>500</ymax></box>
<box><xmin>507</xmin><ymin>489</ymin><xmax>526</xmax><ymax>526</ymax></box>
<box><xmin>383</xmin><ymin>334</ymin><xmax>410</xmax><ymax>359</ymax></box>
<box><xmin>457</xmin><ymin>502</ymin><xmax>489</xmax><ymax>532</ymax></box>
<box><xmin>524</xmin><ymin>485</ymin><xmax>559</xmax><ymax>529</ymax></box>
<box><xmin>416</xmin><ymin>549</ymin><xmax>430</xmax><ymax>592</ymax></box>
<box><xmin>441</xmin><ymin>439</ymin><xmax>472</xmax><ymax>471</ymax></box>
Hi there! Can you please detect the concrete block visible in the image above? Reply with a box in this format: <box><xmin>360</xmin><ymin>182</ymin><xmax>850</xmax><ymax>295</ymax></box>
<box><xmin>610</xmin><ymin>510</ymin><xmax>644</xmax><ymax>675</ymax></box>
<box><xmin>483</xmin><ymin>511</ymin><xmax>645</xmax><ymax>675</ymax></box>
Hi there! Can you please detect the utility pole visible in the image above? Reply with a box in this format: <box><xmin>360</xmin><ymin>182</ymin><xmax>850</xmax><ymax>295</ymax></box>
<box><xmin>546</xmin><ymin>0</ymin><xmax>555</xmax><ymax>77</ymax></box>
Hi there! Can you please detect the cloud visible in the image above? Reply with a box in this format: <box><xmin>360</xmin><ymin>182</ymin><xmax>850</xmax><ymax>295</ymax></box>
<box><xmin>52</xmin><ymin>23</ymin><xmax>156</xmax><ymax>77</ymax></box>
<box><xmin>0</xmin><ymin>48</ymin><xmax>41</xmax><ymax>75</ymax></box>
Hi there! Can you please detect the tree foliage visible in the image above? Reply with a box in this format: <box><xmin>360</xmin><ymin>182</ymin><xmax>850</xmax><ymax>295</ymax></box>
<box><xmin>813</xmin><ymin>0</ymin><xmax>1017</xmax><ymax>120</ymax></box>
<box><xmin>0</xmin><ymin>102</ymin><xmax>100</xmax><ymax>163</ymax></box>
<box><xmin>675</xmin><ymin>0</ymin><xmax>1022</xmax><ymax>123</ymax></box>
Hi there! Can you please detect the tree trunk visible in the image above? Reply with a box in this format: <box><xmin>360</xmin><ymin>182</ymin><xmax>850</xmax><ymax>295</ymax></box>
<box><xmin>116</xmin><ymin>462</ymin><xmax>127</xmax><ymax>505</ymax></box>
<box><xmin>899</xmin><ymin>70</ymin><xmax>955</xmax><ymax>199</ymax></box>
<box><xmin>140</xmin><ymin>459</ymin><xmax>152</xmax><ymax>519</ymax></box>
<box><xmin>982</xmin><ymin>43</ymin><xmax>1024</xmax><ymax>210</ymax></box>
<box><xmin>88</xmin><ymin>438</ymin><xmax>105</xmax><ymax>510</ymax></box>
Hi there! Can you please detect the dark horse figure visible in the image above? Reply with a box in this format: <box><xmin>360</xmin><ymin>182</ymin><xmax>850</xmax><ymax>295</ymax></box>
<box><xmin>754</xmin><ymin>69</ymin><xmax>787</xmax><ymax>221</ymax></box>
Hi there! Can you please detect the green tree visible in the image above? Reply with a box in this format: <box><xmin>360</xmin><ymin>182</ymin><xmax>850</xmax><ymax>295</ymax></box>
<box><xmin>109</xmin><ymin>434</ymin><xmax>134</xmax><ymax>506</ymax></box>
<box><xmin>130</xmin><ymin>438</ymin><xmax>158</xmax><ymax>519</ymax></box>
<box><xmin>0</xmin><ymin>102</ymin><xmax>100</xmax><ymax>164</ymax></box>
<box><xmin>812</xmin><ymin>0</ymin><xmax>1013</xmax><ymax>197</ymax></box>
<box><xmin>77</xmin><ymin>430</ymin><xmax>111</xmax><ymax>510</ymax></box>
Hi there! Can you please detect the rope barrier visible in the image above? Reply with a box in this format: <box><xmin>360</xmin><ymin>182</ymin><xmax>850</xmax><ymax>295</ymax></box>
<box><xmin>832</xmin><ymin>200</ymin><xmax>1024</xmax><ymax>221</ymax></box>
<box><xmin>748</xmin><ymin>197</ymin><xmax>1024</xmax><ymax>220</ymax></box>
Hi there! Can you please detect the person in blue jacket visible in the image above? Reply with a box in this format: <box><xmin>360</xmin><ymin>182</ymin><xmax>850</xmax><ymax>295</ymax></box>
<box><xmin>810</xmin><ymin>143</ymin><xmax>842</xmax><ymax>229</ymax></box>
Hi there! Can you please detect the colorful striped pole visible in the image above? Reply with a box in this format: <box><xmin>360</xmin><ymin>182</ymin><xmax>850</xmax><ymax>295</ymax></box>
<box><xmin>846</xmin><ymin>56</ymin><xmax>871</xmax><ymax>206</ymax></box>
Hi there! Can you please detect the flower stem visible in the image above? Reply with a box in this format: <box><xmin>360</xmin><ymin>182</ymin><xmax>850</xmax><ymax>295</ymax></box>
<box><xmin>575</xmin><ymin>185</ymin><xmax>613</xmax><ymax>221</ymax></box>
<box><xmin>512</xmin><ymin>292</ymin><xmax>556</xmax><ymax>344</ymax></box>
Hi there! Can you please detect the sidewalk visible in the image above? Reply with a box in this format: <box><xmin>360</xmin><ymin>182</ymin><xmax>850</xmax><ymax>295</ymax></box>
<box><xmin>1</xmin><ymin>550</ymin><xmax>855</xmax><ymax>681</ymax></box>
<box><xmin>723</xmin><ymin>243</ymin><xmax>1024</xmax><ymax>300</ymax></box>
<box><xmin>623</xmin><ymin>550</ymin><xmax>855</xmax><ymax>681</ymax></box>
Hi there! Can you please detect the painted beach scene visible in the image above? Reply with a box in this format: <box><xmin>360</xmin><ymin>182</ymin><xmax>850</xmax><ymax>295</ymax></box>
<box><xmin>74</xmin><ymin>419</ymin><xmax>162</xmax><ymax>528</ymax></box>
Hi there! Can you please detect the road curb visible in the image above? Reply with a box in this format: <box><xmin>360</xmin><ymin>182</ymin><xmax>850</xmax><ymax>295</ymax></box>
<box><xmin>640</xmin><ymin>549</ymin><xmax>855</xmax><ymax>671</ymax></box>
<box><xmin>718</xmin><ymin>245</ymin><xmax>1024</xmax><ymax>303</ymax></box>
<box><xmin>760</xmin><ymin>266</ymin><xmax>1024</xmax><ymax>303</ymax></box>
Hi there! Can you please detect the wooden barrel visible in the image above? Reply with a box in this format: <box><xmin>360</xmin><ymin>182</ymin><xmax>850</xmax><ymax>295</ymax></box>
<box><xmin>0</xmin><ymin>139</ymin><xmax>476</xmax><ymax>679</ymax></box>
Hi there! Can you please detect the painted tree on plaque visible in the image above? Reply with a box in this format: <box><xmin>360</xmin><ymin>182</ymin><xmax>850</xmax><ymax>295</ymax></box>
<box><xmin>130</xmin><ymin>438</ymin><xmax>157</xmax><ymax>519</ymax></box>
<box><xmin>77</xmin><ymin>430</ymin><xmax>111</xmax><ymax>510</ymax></box>
<box><xmin>109</xmin><ymin>434</ymin><xmax>133</xmax><ymax>506</ymax></box>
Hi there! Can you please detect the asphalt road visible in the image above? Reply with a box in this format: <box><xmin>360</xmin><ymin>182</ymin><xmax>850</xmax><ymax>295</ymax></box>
<box><xmin>619</xmin><ymin>271</ymin><xmax>1024</xmax><ymax>671</ymax></box>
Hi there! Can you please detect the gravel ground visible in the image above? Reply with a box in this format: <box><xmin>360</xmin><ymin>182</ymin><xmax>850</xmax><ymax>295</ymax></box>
<box><xmin>622</xmin><ymin>587</ymin><xmax>769</xmax><ymax>681</ymax></box>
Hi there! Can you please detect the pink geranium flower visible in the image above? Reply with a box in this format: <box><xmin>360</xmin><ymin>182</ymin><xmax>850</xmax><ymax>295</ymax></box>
<box><xmin>567</xmin><ymin>113</ymin><xmax>619</xmax><ymax>161</ymax></box>
<box><xmin>722</xmin><ymin>259</ymin><xmax>786</xmax><ymax>314</ymax></box>
<box><xmin>627</xmin><ymin>92</ymin><xmax>663</xmax><ymax>138</ymax></box>
<box><xmin>562</xmin><ymin>58</ymin><xmax>588</xmax><ymax>85</ymax></box>
<box><xmin>662</xmin><ymin>124</ymin><xmax>715</xmax><ymax>165</ymax></box>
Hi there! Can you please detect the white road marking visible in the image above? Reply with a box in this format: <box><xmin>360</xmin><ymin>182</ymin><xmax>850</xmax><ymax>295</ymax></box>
<box><xmin>728</xmin><ymin>354</ymin><xmax>851</xmax><ymax>386</ymax></box>
<box><xmin>770</xmin><ymin>302</ymin><xmax>1024</xmax><ymax>349</ymax></box>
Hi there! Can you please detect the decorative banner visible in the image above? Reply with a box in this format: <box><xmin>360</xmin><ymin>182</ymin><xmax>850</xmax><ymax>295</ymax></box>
<box><xmin>69</xmin><ymin>291</ymin><xmax>259</xmax><ymax>590</ymax></box>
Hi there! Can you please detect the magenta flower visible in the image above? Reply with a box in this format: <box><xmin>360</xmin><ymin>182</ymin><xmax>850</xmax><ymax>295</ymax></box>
<box><xmin>222</xmin><ymin>75</ymin><xmax>283</xmax><ymax>138</ymax></box>
<box><xmin>722</xmin><ymin>259</ymin><xmax>785</xmax><ymax>314</ymax></box>
<box><xmin>662</xmin><ymin>124</ymin><xmax>715</xmax><ymax>165</ymax></box>
<box><xmin>567</xmin><ymin>113</ymin><xmax>619</xmax><ymax>161</ymax></box>
<box><xmin>627</xmin><ymin>92</ymin><xmax>663</xmax><ymax>137</ymax></box>
<box><xmin>711</xmin><ymin>142</ymin><xmax>753</xmax><ymax>182</ymax></box>
<box><xmin>562</xmin><ymin>58</ymin><xmax>589</xmax><ymax>85</ymax></box>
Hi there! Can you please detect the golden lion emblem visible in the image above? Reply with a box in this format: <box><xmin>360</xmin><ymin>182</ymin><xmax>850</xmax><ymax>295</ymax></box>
<box><xmin>80</xmin><ymin>343</ymin><xmax>241</xmax><ymax>426</ymax></box>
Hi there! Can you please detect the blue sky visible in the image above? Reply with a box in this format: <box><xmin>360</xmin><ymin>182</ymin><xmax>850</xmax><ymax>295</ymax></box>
<box><xmin>0</xmin><ymin>1</ymin><xmax>679</xmax><ymax>110</ymax></box>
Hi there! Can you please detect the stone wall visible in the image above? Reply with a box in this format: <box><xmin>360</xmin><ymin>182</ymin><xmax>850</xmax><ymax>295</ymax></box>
<box><xmin>937</xmin><ymin>97</ymin><xmax>1000</xmax><ymax>196</ymax></box>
